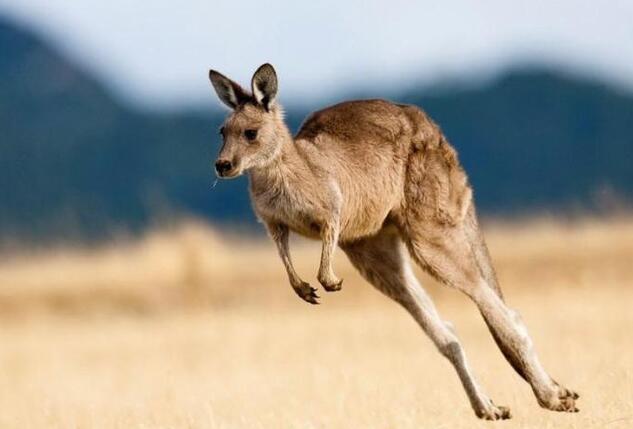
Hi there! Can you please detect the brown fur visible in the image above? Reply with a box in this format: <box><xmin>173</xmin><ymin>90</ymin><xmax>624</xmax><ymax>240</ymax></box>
<box><xmin>208</xmin><ymin>64</ymin><xmax>579</xmax><ymax>419</ymax></box>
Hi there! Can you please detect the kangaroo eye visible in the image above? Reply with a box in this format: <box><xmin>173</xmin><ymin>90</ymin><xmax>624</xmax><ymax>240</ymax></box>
<box><xmin>244</xmin><ymin>129</ymin><xmax>258</xmax><ymax>141</ymax></box>
<box><xmin>219</xmin><ymin>126</ymin><xmax>225</xmax><ymax>137</ymax></box>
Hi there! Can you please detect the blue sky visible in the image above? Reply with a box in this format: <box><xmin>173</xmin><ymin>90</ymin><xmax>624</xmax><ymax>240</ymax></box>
<box><xmin>1</xmin><ymin>0</ymin><xmax>633</xmax><ymax>109</ymax></box>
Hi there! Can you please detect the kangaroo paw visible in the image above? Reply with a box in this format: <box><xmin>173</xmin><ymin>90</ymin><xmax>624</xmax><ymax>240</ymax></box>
<box><xmin>538</xmin><ymin>384</ymin><xmax>580</xmax><ymax>413</ymax></box>
<box><xmin>476</xmin><ymin>401</ymin><xmax>512</xmax><ymax>421</ymax></box>
<box><xmin>321</xmin><ymin>278</ymin><xmax>343</xmax><ymax>292</ymax></box>
<box><xmin>292</xmin><ymin>282</ymin><xmax>320</xmax><ymax>305</ymax></box>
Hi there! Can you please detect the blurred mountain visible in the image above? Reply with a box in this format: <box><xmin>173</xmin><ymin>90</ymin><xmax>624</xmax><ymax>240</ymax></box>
<box><xmin>0</xmin><ymin>17</ymin><xmax>253</xmax><ymax>240</ymax></box>
<box><xmin>1</xmin><ymin>17</ymin><xmax>633</xmax><ymax>241</ymax></box>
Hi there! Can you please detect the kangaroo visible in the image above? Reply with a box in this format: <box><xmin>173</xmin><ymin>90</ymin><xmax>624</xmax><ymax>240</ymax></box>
<box><xmin>208</xmin><ymin>63</ymin><xmax>579</xmax><ymax>420</ymax></box>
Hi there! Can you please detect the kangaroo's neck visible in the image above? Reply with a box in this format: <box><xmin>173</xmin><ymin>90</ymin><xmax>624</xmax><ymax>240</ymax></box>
<box><xmin>249</xmin><ymin>129</ymin><xmax>308</xmax><ymax>195</ymax></box>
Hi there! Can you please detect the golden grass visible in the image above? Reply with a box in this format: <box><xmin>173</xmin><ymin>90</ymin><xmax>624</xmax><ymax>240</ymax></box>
<box><xmin>0</xmin><ymin>218</ymin><xmax>632</xmax><ymax>428</ymax></box>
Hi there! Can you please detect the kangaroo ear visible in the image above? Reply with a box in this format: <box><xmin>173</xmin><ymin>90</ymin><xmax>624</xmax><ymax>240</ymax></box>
<box><xmin>251</xmin><ymin>63</ymin><xmax>278</xmax><ymax>111</ymax></box>
<box><xmin>208</xmin><ymin>69</ymin><xmax>250</xmax><ymax>109</ymax></box>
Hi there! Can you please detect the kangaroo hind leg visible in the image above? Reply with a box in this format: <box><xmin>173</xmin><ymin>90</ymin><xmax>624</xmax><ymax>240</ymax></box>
<box><xmin>342</xmin><ymin>226</ymin><xmax>511</xmax><ymax>420</ymax></box>
<box><xmin>404</xmin><ymin>211</ymin><xmax>579</xmax><ymax>413</ymax></box>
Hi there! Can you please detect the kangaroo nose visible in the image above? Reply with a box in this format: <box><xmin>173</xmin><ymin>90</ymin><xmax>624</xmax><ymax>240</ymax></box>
<box><xmin>215</xmin><ymin>159</ymin><xmax>233</xmax><ymax>175</ymax></box>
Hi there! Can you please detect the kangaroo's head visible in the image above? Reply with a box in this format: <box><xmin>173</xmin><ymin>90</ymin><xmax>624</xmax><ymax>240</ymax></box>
<box><xmin>209</xmin><ymin>63</ymin><xmax>285</xmax><ymax>178</ymax></box>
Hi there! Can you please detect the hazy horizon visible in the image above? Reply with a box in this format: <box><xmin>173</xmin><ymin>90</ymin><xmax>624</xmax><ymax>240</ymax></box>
<box><xmin>1</xmin><ymin>0</ymin><xmax>633</xmax><ymax>110</ymax></box>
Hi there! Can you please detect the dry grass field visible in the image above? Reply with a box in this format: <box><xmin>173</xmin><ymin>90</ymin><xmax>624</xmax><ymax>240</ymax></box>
<box><xmin>0</xmin><ymin>218</ymin><xmax>632</xmax><ymax>428</ymax></box>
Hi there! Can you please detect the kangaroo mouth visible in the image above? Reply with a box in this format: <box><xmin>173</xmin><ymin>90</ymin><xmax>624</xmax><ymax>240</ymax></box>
<box><xmin>216</xmin><ymin>168</ymin><xmax>241</xmax><ymax>179</ymax></box>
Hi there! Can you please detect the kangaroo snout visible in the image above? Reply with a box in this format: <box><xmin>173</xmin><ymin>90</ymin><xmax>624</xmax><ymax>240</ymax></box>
<box><xmin>215</xmin><ymin>159</ymin><xmax>233</xmax><ymax>176</ymax></box>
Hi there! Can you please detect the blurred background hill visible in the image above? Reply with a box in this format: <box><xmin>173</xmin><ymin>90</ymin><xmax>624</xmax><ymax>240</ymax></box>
<box><xmin>1</xmin><ymin>15</ymin><xmax>632</xmax><ymax>241</ymax></box>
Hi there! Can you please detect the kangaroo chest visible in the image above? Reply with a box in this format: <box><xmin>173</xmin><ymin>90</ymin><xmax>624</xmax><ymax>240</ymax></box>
<box><xmin>250</xmin><ymin>177</ymin><xmax>327</xmax><ymax>239</ymax></box>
